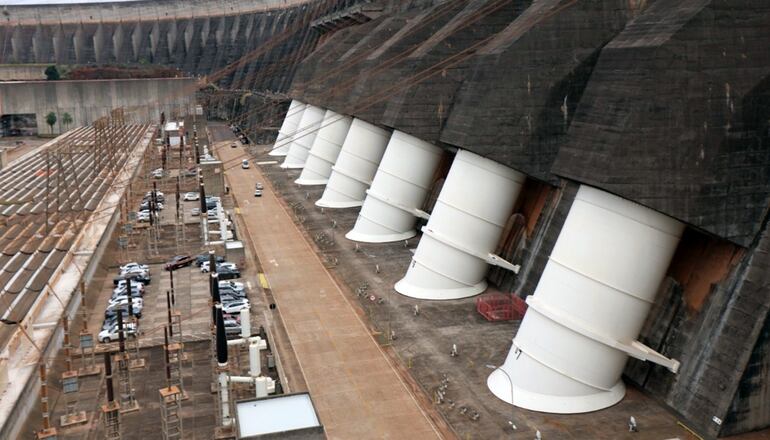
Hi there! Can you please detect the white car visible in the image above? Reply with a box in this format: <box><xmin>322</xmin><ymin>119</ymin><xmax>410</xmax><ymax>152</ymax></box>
<box><xmin>107</xmin><ymin>297</ymin><xmax>143</xmax><ymax>308</ymax></box>
<box><xmin>145</xmin><ymin>191</ymin><xmax>165</xmax><ymax>199</ymax></box>
<box><xmin>120</xmin><ymin>267</ymin><xmax>149</xmax><ymax>277</ymax></box>
<box><xmin>219</xmin><ymin>281</ymin><xmax>245</xmax><ymax>290</ymax></box>
<box><xmin>183</xmin><ymin>192</ymin><xmax>199</xmax><ymax>201</ymax></box>
<box><xmin>99</xmin><ymin>323</ymin><xmax>137</xmax><ymax>343</ymax></box>
<box><xmin>113</xmin><ymin>281</ymin><xmax>144</xmax><ymax>293</ymax></box>
<box><xmin>119</xmin><ymin>262</ymin><xmax>148</xmax><ymax>272</ymax></box>
<box><xmin>201</xmin><ymin>261</ymin><xmax>237</xmax><ymax>273</ymax></box>
<box><xmin>191</xmin><ymin>208</ymin><xmax>200</xmax><ymax>216</ymax></box>
<box><xmin>241</xmin><ymin>160</ymin><xmax>250</xmax><ymax>169</ymax></box>
<box><xmin>221</xmin><ymin>299</ymin><xmax>250</xmax><ymax>314</ymax></box>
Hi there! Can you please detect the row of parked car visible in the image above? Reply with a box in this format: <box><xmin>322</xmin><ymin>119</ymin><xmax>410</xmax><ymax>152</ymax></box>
<box><xmin>100</xmin><ymin>262</ymin><xmax>152</xmax><ymax>343</ymax></box>
<box><xmin>193</xmin><ymin>252</ymin><xmax>249</xmax><ymax>335</ymax></box>
<box><xmin>137</xmin><ymin>191</ymin><xmax>165</xmax><ymax>223</ymax></box>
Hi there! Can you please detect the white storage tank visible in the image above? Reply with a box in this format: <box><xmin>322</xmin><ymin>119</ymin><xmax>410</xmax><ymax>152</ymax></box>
<box><xmin>316</xmin><ymin>118</ymin><xmax>390</xmax><ymax>209</ymax></box>
<box><xmin>345</xmin><ymin>130</ymin><xmax>443</xmax><ymax>243</ymax></box>
<box><xmin>395</xmin><ymin>150</ymin><xmax>525</xmax><ymax>300</ymax></box>
<box><xmin>295</xmin><ymin>110</ymin><xmax>352</xmax><ymax>186</ymax></box>
<box><xmin>281</xmin><ymin>104</ymin><xmax>325</xmax><ymax>169</ymax></box>
<box><xmin>269</xmin><ymin>99</ymin><xmax>306</xmax><ymax>157</ymax></box>
<box><xmin>488</xmin><ymin>185</ymin><xmax>684</xmax><ymax>414</ymax></box>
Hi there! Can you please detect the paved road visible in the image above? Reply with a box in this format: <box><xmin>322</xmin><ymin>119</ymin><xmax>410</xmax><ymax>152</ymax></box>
<box><xmin>215</xmin><ymin>141</ymin><xmax>442</xmax><ymax>440</ymax></box>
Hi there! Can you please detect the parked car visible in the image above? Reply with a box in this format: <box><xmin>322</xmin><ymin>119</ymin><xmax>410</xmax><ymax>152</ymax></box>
<box><xmin>221</xmin><ymin>299</ymin><xmax>250</xmax><ymax>314</ymax></box>
<box><xmin>254</xmin><ymin>189</ymin><xmax>262</xmax><ymax>197</ymax></box>
<box><xmin>99</xmin><ymin>323</ymin><xmax>138</xmax><ymax>343</ymax></box>
<box><xmin>119</xmin><ymin>262</ymin><xmax>149</xmax><ymax>272</ymax></box>
<box><xmin>201</xmin><ymin>261</ymin><xmax>237</xmax><ymax>273</ymax></box>
<box><xmin>241</xmin><ymin>160</ymin><xmax>250</xmax><ymax>169</ymax></box>
<box><xmin>231</xmin><ymin>143</ymin><xmax>238</xmax><ymax>148</ymax></box>
<box><xmin>255</xmin><ymin>183</ymin><xmax>263</xmax><ymax>190</ymax></box>
<box><xmin>183</xmin><ymin>192</ymin><xmax>199</xmax><ymax>201</ymax></box>
<box><xmin>119</xmin><ymin>266</ymin><xmax>149</xmax><ymax>277</ymax></box>
<box><xmin>104</xmin><ymin>304</ymin><xmax>142</xmax><ymax>318</ymax></box>
<box><xmin>207</xmin><ymin>210</ymin><xmax>219</xmax><ymax>220</ymax></box>
<box><xmin>112</xmin><ymin>280</ymin><xmax>144</xmax><ymax>293</ymax></box>
<box><xmin>111</xmin><ymin>292</ymin><xmax>143</xmax><ymax>303</ymax></box>
<box><xmin>112</xmin><ymin>286</ymin><xmax>144</xmax><ymax>297</ymax></box>
<box><xmin>137</xmin><ymin>211</ymin><xmax>151</xmax><ymax>222</ymax></box>
<box><xmin>196</xmin><ymin>254</ymin><xmax>225</xmax><ymax>266</ymax></box>
<box><xmin>140</xmin><ymin>201</ymin><xmax>164</xmax><ymax>211</ymax></box>
<box><xmin>107</xmin><ymin>296</ymin><xmax>143</xmax><ymax>308</ymax></box>
<box><xmin>219</xmin><ymin>286</ymin><xmax>246</xmax><ymax>297</ymax></box>
<box><xmin>191</xmin><ymin>208</ymin><xmax>200</xmax><ymax>216</ymax></box>
<box><xmin>144</xmin><ymin>191</ymin><xmax>165</xmax><ymax>202</ymax></box>
<box><xmin>114</xmin><ymin>279</ymin><xmax>145</xmax><ymax>290</ymax></box>
<box><xmin>219</xmin><ymin>281</ymin><xmax>245</xmax><ymax>290</ymax></box>
<box><xmin>183</xmin><ymin>168</ymin><xmax>197</xmax><ymax>177</ymax></box>
<box><xmin>152</xmin><ymin>168</ymin><xmax>164</xmax><ymax>179</ymax></box>
<box><xmin>218</xmin><ymin>269</ymin><xmax>241</xmax><ymax>280</ymax></box>
<box><xmin>164</xmin><ymin>255</ymin><xmax>195</xmax><ymax>271</ymax></box>
<box><xmin>113</xmin><ymin>272</ymin><xmax>151</xmax><ymax>286</ymax></box>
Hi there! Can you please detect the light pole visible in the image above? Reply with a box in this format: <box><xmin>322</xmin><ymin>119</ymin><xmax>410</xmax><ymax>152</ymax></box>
<box><xmin>487</xmin><ymin>364</ymin><xmax>517</xmax><ymax>432</ymax></box>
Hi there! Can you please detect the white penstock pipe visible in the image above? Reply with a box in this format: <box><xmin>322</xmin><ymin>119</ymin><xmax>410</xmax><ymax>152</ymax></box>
<box><xmin>249</xmin><ymin>338</ymin><xmax>261</xmax><ymax>378</ymax></box>
<box><xmin>241</xmin><ymin>308</ymin><xmax>250</xmax><ymax>339</ymax></box>
<box><xmin>218</xmin><ymin>366</ymin><xmax>232</xmax><ymax>426</ymax></box>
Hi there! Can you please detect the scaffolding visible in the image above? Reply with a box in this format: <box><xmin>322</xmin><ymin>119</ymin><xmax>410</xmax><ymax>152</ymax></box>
<box><xmin>35</xmin><ymin>364</ymin><xmax>58</xmax><ymax>440</ymax></box>
<box><xmin>60</xmin><ymin>317</ymin><xmax>88</xmax><ymax>427</ymax></box>
<box><xmin>102</xmin><ymin>348</ymin><xmax>121</xmax><ymax>440</ymax></box>
<box><xmin>78</xmin><ymin>282</ymin><xmax>101</xmax><ymax>377</ymax></box>
<box><xmin>115</xmin><ymin>314</ymin><xmax>139</xmax><ymax>413</ymax></box>
<box><xmin>114</xmin><ymin>352</ymin><xmax>139</xmax><ymax>413</ymax></box>
<box><xmin>159</xmin><ymin>386</ymin><xmax>183</xmax><ymax>440</ymax></box>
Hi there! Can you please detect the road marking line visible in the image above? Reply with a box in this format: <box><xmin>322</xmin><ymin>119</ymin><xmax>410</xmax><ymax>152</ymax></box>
<box><xmin>258</xmin><ymin>273</ymin><xmax>270</xmax><ymax>289</ymax></box>
<box><xmin>256</xmin><ymin>161</ymin><xmax>278</xmax><ymax>165</ymax></box>
<box><xmin>246</xmin><ymin>281</ymin><xmax>253</xmax><ymax>290</ymax></box>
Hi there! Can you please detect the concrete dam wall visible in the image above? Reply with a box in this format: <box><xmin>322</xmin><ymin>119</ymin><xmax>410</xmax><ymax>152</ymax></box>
<box><xmin>0</xmin><ymin>78</ymin><xmax>196</xmax><ymax>134</ymax></box>
<box><xmin>0</xmin><ymin>0</ymin><xmax>362</xmax><ymax>92</ymax></box>
<box><xmin>282</xmin><ymin>0</ymin><xmax>770</xmax><ymax>437</ymax></box>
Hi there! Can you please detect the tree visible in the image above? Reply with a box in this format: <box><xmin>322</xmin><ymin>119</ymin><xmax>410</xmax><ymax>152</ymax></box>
<box><xmin>45</xmin><ymin>112</ymin><xmax>57</xmax><ymax>134</ymax></box>
<box><xmin>61</xmin><ymin>112</ymin><xmax>73</xmax><ymax>131</ymax></box>
<box><xmin>44</xmin><ymin>65</ymin><xmax>60</xmax><ymax>81</ymax></box>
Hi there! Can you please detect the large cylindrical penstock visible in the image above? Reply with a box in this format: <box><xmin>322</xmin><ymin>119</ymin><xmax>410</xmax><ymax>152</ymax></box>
<box><xmin>295</xmin><ymin>110</ymin><xmax>352</xmax><ymax>186</ymax></box>
<box><xmin>281</xmin><ymin>104</ymin><xmax>326</xmax><ymax>169</ymax></box>
<box><xmin>346</xmin><ymin>130</ymin><xmax>443</xmax><ymax>243</ymax></box>
<box><xmin>488</xmin><ymin>185</ymin><xmax>685</xmax><ymax>414</ymax></box>
<box><xmin>215</xmin><ymin>306</ymin><xmax>228</xmax><ymax>365</ymax></box>
<box><xmin>269</xmin><ymin>100</ymin><xmax>306</xmax><ymax>157</ymax></box>
<box><xmin>316</xmin><ymin>118</ymin><xmax>391</xmax><ymax>209</ymax></box>
<box><xmin>395</xmin><ymin>150</ymin><xmax>526</xmax><ymax>300</ymax></box>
